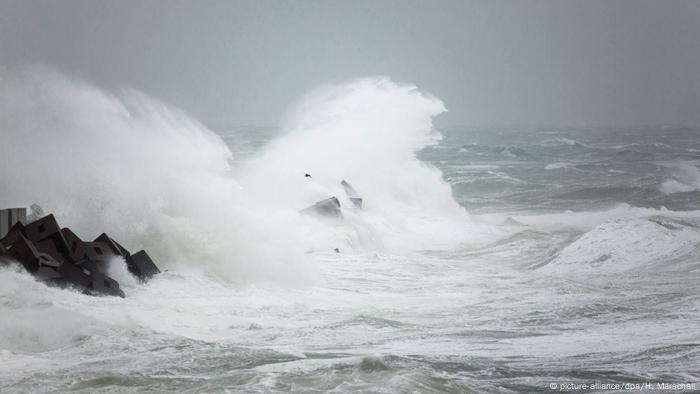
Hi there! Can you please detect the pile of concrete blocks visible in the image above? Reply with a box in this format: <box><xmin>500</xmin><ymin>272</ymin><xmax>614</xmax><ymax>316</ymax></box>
<box><xmin>0</xmin><ymin>207</ymin><xmax>160</xmax><ymax>298</ymax></box>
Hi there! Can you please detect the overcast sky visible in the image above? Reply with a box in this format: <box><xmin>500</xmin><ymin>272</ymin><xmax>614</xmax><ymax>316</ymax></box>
<box><xmin>1</xmin><ymin>0</ymin><xmax>699</xmax><ymax>128</ymax></box>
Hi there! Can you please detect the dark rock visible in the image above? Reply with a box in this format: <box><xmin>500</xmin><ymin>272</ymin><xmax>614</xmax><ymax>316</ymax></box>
<box><xmin>301</xmin><ymin>197</ymin><xmax>343</xmax><ymax>219</ymax></box>
<box><xmin>126</xmin><ymin>250</ymin><xmax>160</xmax><ymax>281</ymax></box>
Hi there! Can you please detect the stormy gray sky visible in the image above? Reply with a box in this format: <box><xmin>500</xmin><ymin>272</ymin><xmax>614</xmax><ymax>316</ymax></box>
<box><xmin>1</xmin><ymin>0</ymin><xmax>699</xmax><ymax>128</ymax></box>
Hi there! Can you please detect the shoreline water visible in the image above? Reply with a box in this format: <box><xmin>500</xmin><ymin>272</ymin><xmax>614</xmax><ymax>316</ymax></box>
<box><xmin>1</xmin><ymin>74</ymin><xmax>698</xmax><ymax>393</ymax></box>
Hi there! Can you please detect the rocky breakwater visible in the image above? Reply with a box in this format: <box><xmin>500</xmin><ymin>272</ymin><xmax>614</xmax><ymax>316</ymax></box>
<box><xmin>0</xmin><ymin>207</ymin><xmax>160</xmax><ymax>297</ymax></box>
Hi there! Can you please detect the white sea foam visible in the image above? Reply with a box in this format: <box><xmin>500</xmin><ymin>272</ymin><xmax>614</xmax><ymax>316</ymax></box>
<box><xmin>659</xmin><ymin>161</ymin><xmax>700</xmax><ymax>194</ymax></box>
<box><xmin>545</xmin><ymin>162</ymin><xmax>573</xmax><ymax>170</ymax></box>
<box><xmin>499</xmin><ymin>203</ymin><xmax>700</xmax><ymax>232</ymax></box>
<box><xmin>0</xmin><ymin>68</ymin><xmax>310</xmax><ymax>284</ymax></box>
<box><xmin>541</xmin><ymin>137</ymin><xmax>591</xmax><ymax>148</ymax></box>
<box><xmin>235</xmin><ymin>77</ymin><xmax>494</xmax><ymax>251</ymax></box>
<box><xmin>542</xmin><ymin>217</ymin><xmax>700</xmax><ymax>274</ymax></box>
<box><xmin>0</xmin><ymin>70</ymin><xmax>484</xmax><ymax>285</ymax></box>
<box><xmin>3</xmin><ymin>69</ymin><xmax>700</xmax><ymax>393</ymax></box>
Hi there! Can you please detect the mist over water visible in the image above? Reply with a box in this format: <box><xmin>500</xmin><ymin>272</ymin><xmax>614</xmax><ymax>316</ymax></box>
<box><xmin>1</xmin><ymin>69</ymin><xmax>312</xmax><ymax>284</ymax></box>
<box><xmin>1</xmin><ymin>70</ymin><xmax>700</xmax><ymax>392</ymax></box>
<box><xmin>235</xmin><ymin>78</ymin><xmax>494</xmax><ymax>252</ymax></box>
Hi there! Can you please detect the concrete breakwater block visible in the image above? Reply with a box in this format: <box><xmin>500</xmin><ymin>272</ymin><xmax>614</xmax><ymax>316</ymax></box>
<box><xmin>0</xmin><ymin>209</ymin><xmax>159</xmax><ymax>297</ymax></box>
<box><xmin>301</xmin><ymin>197</ymin><xmax>343</xmax><ymax>219</ymax></box>
<box><xmin>62</xmin><ymin>227</ymin><xmax>87</xmax><ymax>262</ymax></box>
<box><xmin>341</xmin><ymin>180</ymin><xmax>363</xmax><ymax>209</ymax></box>
<box><xmin>3</xmin><ymin>233</ymin><xmax>48</xmax><ymax>273</ymax></box>
<box><xmin>94</xmin><ymin>233</ymin><xmax>131</xmax><ymax>257</ymax></box>
<box><xmin>92</xmin><ymin>233</ymin><xmax>160</xmax><ymax>280</ymax></box>
<box><xmin>126</xmin><ymin>250</ymin><xmax>161</xmax><ymax>280</ymax></box>
<box><xmin>0</xmin><ymin>208</ymin><xmax>26</xmax><ymax>239</ymax></box>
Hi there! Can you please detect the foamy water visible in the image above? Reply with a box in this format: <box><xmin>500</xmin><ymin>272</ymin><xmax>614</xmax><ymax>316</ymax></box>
<box><xmin>1</xmin><ymin>71</ymin><xmax>699</xmax><ymax>393</ymax></box>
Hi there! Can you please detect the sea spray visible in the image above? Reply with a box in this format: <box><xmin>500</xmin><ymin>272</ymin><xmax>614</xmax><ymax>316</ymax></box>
<box><xmin>0</xmin><ymin>68</ymin><xmax>311</xmax><ymax>284</ymax></box>
<box><xmin>1</xmin><ymin>71</ymin><xmax>485</xmax><ymax>285</ymax></box>
<box><xmin>659</xmin><ymin>160</ymin><xmax>700</xmax><ymax>194</ymax></box>
<box><xmin>238</xmin><ymin>77</ymin><xmax>491</xmax><ymax>252</ymax></box>
<box><xmin>1</xmin><ymin>72</ymin><xmax>699</xmax><ymax>391</ymax></box>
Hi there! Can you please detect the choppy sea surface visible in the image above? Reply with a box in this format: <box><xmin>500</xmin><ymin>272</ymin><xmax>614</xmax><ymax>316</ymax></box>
<box><xmin>1</xmin><ymin>76</ymin><xmax>699</xmax><ymax>393</ymax></box>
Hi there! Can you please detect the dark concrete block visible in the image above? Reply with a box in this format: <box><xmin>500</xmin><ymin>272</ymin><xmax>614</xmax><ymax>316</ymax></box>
<box><xmin>2</xmin><ymin>222</ymin><xmax>63</xmax><ymax>270</ymax></box>
<box><xmin>23</xmin><ymin>215</ymin><xmax>72</xmax><ymax>262</ymax></box>
<box><xmin>76</xmin><ymin>254</ymin><xmax>116</xmax><ymax>288</ymax></box>
<box><xmin>0</xmin><ymin>210</ymin><xmax>131</xmax><ymax>297</ymax></box>
<box><xmin>56</xmin><ymin>260</ymin><xmax>92</xmax><ymax>290</ymax></box>
<box><xmin>61</xmin><ymin>228</ymin><xmax>86</xmax><ymax>262</ymax></box>
<box><xmin>0</xmin><ymin>209</ymin><xmax>159</xmax><ymax>297</ymax></box>
<box><xmin>0</xmin><ymin>208</ymin><xmax>27</xmax><ymax>239</ymax></box>
<box><xmin>0</xmin><ymin>210</ymin><xmax>9</xmax><ymax>239</ymax></box>
<box><xmin>75</xmin><ymin>258</ymin><xmax>99</xmax><ymax>276</ymax></box>
<box><xmin>0</xmin><ymin>222</ymin><xmax>26</xmax><ymax>248</ymax></box>
<box><xmin>36</xmin><ymin>237</ymin><xmax>69</xmax><ymax>264</ymax></box>
<box><xmin>5</xmin><ymin>234</ymin><xmax>42</xmax><ymax>273</ymax></box>
<box><xmin>24</xmin><ymin>214</ymin><xmax>62</xmax><ymax>242</ymax></box>
<box><xmin>126</xmin><ymin>250</ymin><xmax>160</xmax><ymax>280</ymax></box>
<box><xmin>93</xmin><ymin>233</ymin><xmax>131</xmax><ymax>257</ymax></box>
<box><xmin>83</xmin><ymin>241</ymin><xmax>117</xmax><ymax>271</ymax></box>
<box><xmin>89</xmin><ymin>270</ymin><xmax>125</xmax><ymax>298</ymax></box>
<box><xmin>301</xmin><ymin>197</ymin><xmax>343</xmax><ymax>219</ymax></box>
<box><xmin>5</xmin><ymin>233</ymin><xmax>61</xmax><ymax>273</ymax></box>
<box><xmin>37</xmin><ymin>252</ymin><xmax>61</xmax><ymax>269</ymax></box>
<box><xmin>0</xmin><ymin>242</ymin><xmax>11</xmax><ymax>265</ymax></box>
<box><xmin>35</xmin><ymin>266</ymin><xmax>61</xmax><ymax>281</ymax></box>
<box><xmin>72</xmin><ymin>258</ymin><xmax>125</xmax><ymax>297</ymax></box>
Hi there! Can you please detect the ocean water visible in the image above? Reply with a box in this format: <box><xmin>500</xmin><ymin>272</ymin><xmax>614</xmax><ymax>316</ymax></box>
<box><xmin>1</xmin><ymin>73</ymin><xmax>699</xmax><ymax>393</ymax></box>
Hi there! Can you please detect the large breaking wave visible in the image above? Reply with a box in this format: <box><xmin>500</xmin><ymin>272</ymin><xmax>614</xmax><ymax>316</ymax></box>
<box><xmin>0</xmin><ymin>69</ymin><xmax>480</xmax><ymax>284</ymax></box>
